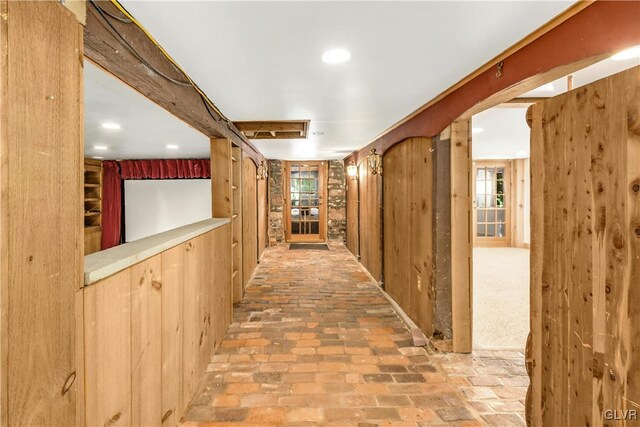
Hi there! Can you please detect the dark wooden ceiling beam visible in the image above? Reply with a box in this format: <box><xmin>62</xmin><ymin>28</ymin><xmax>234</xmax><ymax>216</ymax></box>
<box><xmin>83</xmin><ymin>0</ymin><xmax>263</xmax><ymax>163</ymax></box>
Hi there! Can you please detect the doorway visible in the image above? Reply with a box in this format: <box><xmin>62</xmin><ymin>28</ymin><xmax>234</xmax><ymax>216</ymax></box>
<box><xmin>472</xmin><ymin>161</ymin><xmax>511</xmax><ymax>247</ymax></box>
<box><xmin>284</xmin><ymin>161</ymin><xmax>327</xmax><ymax>242</ymax></box>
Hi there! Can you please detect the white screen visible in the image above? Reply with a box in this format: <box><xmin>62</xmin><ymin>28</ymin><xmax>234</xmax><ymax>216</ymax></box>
<box><xmin>124</xmin><ymin>179</ymin><xmax>211</xmax><ymax>242</ymax></box>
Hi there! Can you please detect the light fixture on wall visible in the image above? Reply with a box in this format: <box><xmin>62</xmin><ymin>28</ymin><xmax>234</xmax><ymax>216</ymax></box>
<box><xmin>367</xmin><ymin>148</ymin><xmax>382</xmax><ymax>175</ymax></box>
<box><xmin>346</xmin><ymin>161</ymin><xmax>358</xmax><ymax>180</ymax></box>
<box><xmin>256</xmin><ymin>160</ymin><xmax>268</xmax><ymax>180</ymax></box>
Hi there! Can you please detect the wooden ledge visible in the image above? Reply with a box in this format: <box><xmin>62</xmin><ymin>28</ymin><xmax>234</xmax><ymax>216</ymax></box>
<box><xmin>84</xmin><ymin>218</ymin><xmax>230</xmax><ymax>286</ymax></box>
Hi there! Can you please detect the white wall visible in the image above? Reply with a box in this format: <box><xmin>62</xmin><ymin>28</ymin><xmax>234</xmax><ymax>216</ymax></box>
<box><xmin>124</xmin><ymin>179</ymin><xmax>211</xmax><ymax>242</ymax></box>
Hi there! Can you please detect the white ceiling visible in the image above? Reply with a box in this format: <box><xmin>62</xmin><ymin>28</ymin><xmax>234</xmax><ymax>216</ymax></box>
<box><xmin>116</xmin><ymin>0</ymin><xmax>575</xmax><ymax>160</ymax></box>
<box><xmin>472</xmin><ymin>54</ymin><xmax>640</xmax><ymax>160</ymax></box>
<box><xmin>84</xmin><ymin>61</ymin><xmax>209</xmax><ymax>160</ymax></box>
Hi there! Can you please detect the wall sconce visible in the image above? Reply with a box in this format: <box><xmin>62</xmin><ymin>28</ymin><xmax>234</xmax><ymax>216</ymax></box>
<box><xmin>346</xmin><ymin>161</ymin><xmax>358</xmax><ymax>180</ymax></box>
<box><xmin>368</xmin><ymin>148</ymin><xmax>382</xmax><ymax>175</ymax></box>
<box><xmin>256</xmin><ymin>160</ymin><xmax>268</xmax><ymax>180</ymax></box>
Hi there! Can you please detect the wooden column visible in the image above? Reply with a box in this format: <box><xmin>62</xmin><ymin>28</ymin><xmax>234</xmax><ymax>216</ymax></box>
<box><xmin>0</xmin><ymin>1</ymin><xmax>84</xmax><ymax>424</ymax></box>
<box><xmin>450</xmin><ymin>119</ymin><xmax>473</xmax><ymax>353</ymax></box>
<box><xmin>210</xmin><ymin>137</ymin><xmax>234</xmax><ymax>319</ymax></box>
<box><xmin>211</xmin><ymin>138</ymin><xmax>233</xmax><ymax>218</ymax></box>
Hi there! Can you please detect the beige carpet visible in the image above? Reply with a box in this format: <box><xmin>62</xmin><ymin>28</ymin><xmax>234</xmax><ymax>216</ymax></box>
<box><xmin>473</xmin><ymin>247</ymin><xmax>530</xmax><ymax>350</ymax></box>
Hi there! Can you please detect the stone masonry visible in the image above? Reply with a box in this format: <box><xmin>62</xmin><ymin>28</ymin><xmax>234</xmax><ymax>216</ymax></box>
<box><xmin>327</xmin><ymin>160</ymin><xmax>346</xmax><ymax>241</ymax></box>
<box><xmin>268</xmin><ymin>160</ymin><xmax>285</xmax><ymax>243</ymax></box>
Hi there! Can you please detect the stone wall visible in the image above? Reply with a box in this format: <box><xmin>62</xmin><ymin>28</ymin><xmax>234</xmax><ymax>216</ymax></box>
<box><xmin>267</xmin><ymin>159</ymin><xmax>346</xmax><ymax>242</ymax></box>
<box><xmin>327</xmin><ymin>160</ymin><xmax>346</xmax><ymax>241</ymax></box>
<box><xmin>268</xmin><ymin>160</ymin><xmax>285</xmax><ymax>243</ymax></box>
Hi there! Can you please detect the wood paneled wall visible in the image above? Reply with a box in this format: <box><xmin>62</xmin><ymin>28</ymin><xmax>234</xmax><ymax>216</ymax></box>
<box><xmin>358</xmin><ymin>162</ymin><xmax>383</xmax><ymax>282</ymax></box>
<box><xmin>346</xmin><ymin>172</ymin><xmax>359</xmax><ymax>256</ymax></box>
<box><xmin>258</xmin><ymin>177</ymin><xmax>268</xmax><ymax>258</ymax></box>
<box><xmin>242</xmin><ymin>159</ymin><xmax>258</xmax><ymax>286</ymax></box>
<box><xmin>0</xmin><ymin>2</ymin><xmax>83</xmax><ymax>424</ymax></box>
<box><xmin>383</xmin><ymin>138</ymin><xmax>434</xmax><ymax>335</ymax></box>
<box><xmin>83</xmin><ymin>225</ymin><xmax>232</xmax><ymax>427</ymax></box>
<box><xmin>529</xmin><ymin>66</ymin><xmax>639</xmax><ymax>426</ymax></box>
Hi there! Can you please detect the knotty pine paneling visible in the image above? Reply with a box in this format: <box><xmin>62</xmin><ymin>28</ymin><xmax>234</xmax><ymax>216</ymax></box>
<box><xmin>529</xmin><ymin>66</ymin><xmax>639</xmax><ymax>426</ymax></box>
<box><xmin>346</xmin><ymin>170</ymin><xmax>359</xmax><ymax>257</ymax></box>
<box><xmin>83</xmin><ymin>225</ymin><xmax>233</xmax><ymax>427</ymax></box>
<box><xmin>1</xmin><ymin>2</ymin><xmax>83</xmax><ymax>425</ymax></box>
<box><xmin>242</xmin><ymin>159</ymin><xmax>258</xmax><ymax>285</ymax></box>
<box><xmin>383</xmin><ymin>138</ymin><xmax>434</xmax><ymax>335</ymax></box>
<box><xmin>358</xmin><ymin>162</ymin><xmax>382</xmax><ymax>282</ymax></box>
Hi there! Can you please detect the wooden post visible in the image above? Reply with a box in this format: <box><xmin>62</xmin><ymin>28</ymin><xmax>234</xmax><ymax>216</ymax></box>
<box><xmin>450</xmin><ymin>119</ymin><xmax>473</xmax><ymax>353</ymax></box>
<box><xmin>0</xmin><ymin>1</ymin><xmax>84</xmax><ymax>424</ymax></box>
<box><xmin>211</xmin><ymin>138</ymin><xmax>233</xmax><ymax>218</ymax></box>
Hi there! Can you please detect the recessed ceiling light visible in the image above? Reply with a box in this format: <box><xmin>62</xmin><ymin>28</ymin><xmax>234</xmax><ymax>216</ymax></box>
<box><xmin>313</xmin><ymin>131</ymin><xmax>325</xmax><ymax>135</ymax></box>
<box><xmin>611</xmin><ymin>45</ymin><xmax>640</xmax><ymax>61</ymax></box>
<box><xmin>93</xmin><ymin>145</ymin><xmax>108</xmax><ymax>150</ymax></box>
<box><xmin>102</xmin><ymin>122</ymin><xmax>121</xmax><ymax>130</ymax></box>
<box><xmin>166</xmin><ymin>144</ymin><xmax>179</xmax><ymax>150</ymax></box>
<box><xmin>472</xmin><ymin>127</ymin><xmax>484</xmax><ymax>134</ymax></box>
<box><xmin>537</xmin><ymin>83</ymin><xmax>555</xmax><ymax>92</ymax></box>
<box><xmin>322</xmin><ymin>49</ymin><xmax>351</xmax><ymax>64</ymax></box>
<box><xmin>92</xmin><ymin>156</ymin><xmax>104</xmax><ymax>160</ymax></box>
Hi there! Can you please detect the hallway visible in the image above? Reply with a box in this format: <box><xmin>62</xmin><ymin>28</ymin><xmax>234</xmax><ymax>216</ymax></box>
<box><xmin>182</xmin><ymin>244</ymin><xmax>527</xmax><ymax>426</ymax></box>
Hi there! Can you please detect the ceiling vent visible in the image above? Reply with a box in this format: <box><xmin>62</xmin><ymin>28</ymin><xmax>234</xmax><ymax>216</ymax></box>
<box><xmin>234</xmin><ymin>120</ymin><xmax>310</xmax><ymax>139</ymax></box>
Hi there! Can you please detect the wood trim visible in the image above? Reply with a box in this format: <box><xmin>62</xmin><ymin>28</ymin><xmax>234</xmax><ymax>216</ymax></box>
<box><xmin>511</xmin><ymin>159</ymin><xmax>527</xmax><ymax>248</ymax></box>
<box><xmin>83</xmin><ymin>1</ymin><xmax>264</xmax><ymax>165</ymax></box>
<box><xmin>345</xmin><ymin>1</ymin><xmax>640</xmax><ymax>164</ymax></box>
<box><xmin>450</xmin><ymin>120</ymin><xmax>472</xmax><ymax>353</ymax></box>
<box><xmin>283</xmin><ymin>161</ymin><xmax>328</xmax><ymax>243</ymax></box>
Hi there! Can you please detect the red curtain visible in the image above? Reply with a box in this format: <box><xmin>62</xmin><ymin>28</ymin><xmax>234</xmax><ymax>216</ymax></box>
<box><xmin>119</xmin><ymin>159</ymin><xmax>211</xmax><ymax>180</ymax></box>
<box><xmin>101</xmin><ymin>161</ymin><xmax>122</xmax><ymax>250</ymax></box>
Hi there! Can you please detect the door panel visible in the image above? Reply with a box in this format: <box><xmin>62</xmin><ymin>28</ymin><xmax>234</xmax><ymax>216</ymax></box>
<box><xmin>528</xmin><ymin>66</ymin><xmax>639</xmax><ymax>426</ymax></box>
<box><xmin>284</xmin><ymin>161</ymin><xmax>327</xmax><ymax>242</ymax></box>
<box><xmin>473</xmin><ymin>161</ymin><xmax>511</xmax><ymax>247</ymax></box>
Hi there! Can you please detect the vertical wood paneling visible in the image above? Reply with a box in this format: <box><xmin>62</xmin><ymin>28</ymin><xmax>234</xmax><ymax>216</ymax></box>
<box><xmin>243</xmin><ymin>159</ymin><xmax>258</xmax><ymax>286</ymax></box>
<box><xmin>258</xmin><ymin>178</ymin><xmax>268</xmax><ymax>259</ymax></box>
<box><xmin>1</xmin><ymin>2</ymin><xmax>83</xmax><ymax>424</ymax></box>
<box><xmin>358</xmin><ymin>162</ymin><xmax>382</xmax><ymax>281</ymax></box>
<box><xmin>160</xmin><ymin>245</ymin><xmax>183</xmax><ymax>426</ymax></box>
<box><xmin>450</xmin><ymin>119</ymin><xmax>473</xmax><ymax>353</ymax></box>
<box><xmin>182</xmin><ymin>236</ymin><xmax>203</xmax><ymax>409</ymax></box>
<box><xmin>232</xmin><ymin>147</ymin><xmax>243</xmax><ymax>302</ymax></box>
<box><xmin>530</xmin><ymin>66</ymin><xmax>639</xmax><ymax>426</ymax></box>
<box><xmin>383</xmin><ymin>138</ymin><xmax>434</xmax><ymax>335</ymax></box>
<box><xmin>346</xmin><ymin>171</ymin><xmax>359</xmax><ymax>257</ymax></box>
<box><xmin>83</xmin><ymin>225</ymin><xmax>233</xmax><ymax>426</ymax></box>
<box><xmin>130</xmin><ymin>256</ymin><xmax>162</xmax><ymax>426</ymax></box>
<box><xmin>211</xmin><ymin>225</ymin><xmax>233</xmax><ymax>349</ymax></box>
<box><xmin>84</xmin><ymin>270</ymin><xmax>132</xmax><ymax>427</ymax></box>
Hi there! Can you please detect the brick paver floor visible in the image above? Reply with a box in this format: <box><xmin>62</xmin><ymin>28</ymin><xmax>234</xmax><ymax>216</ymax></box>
<box><xmin>182</xmin><ymin>243</ymin><xmax>527</xmax><ymax>426</ymax></box>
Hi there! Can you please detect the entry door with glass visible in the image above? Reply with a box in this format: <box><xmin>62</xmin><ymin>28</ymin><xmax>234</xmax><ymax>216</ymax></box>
<box><xmin>284</xmin><ymin>161</ymin><xmax>327</xmax><ymax>242</ymax></box>
<box><xmin>473</xmin><ymin>161</ymin><xmax>511</xmax><ymax>246</ymax></box>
